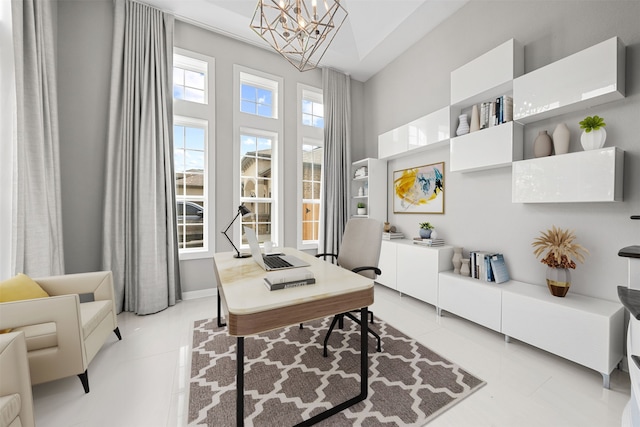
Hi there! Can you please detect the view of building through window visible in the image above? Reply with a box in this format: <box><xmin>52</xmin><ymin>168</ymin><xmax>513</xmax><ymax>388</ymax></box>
<box><xmin>302</xmin><ymin>143</ymin><xmax>322</xmax><ymax>242</ymax></box>
<box><xmin>240</xmin><ymin>133</ymin><xmax>273</xmax><ymax>245</ymax></box>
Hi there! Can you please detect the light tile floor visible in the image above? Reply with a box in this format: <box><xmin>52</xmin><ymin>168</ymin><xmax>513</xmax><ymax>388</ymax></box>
<box><xmin>32</xmin><ymin>284</ymin><xmax>631</xmax><ymax>426</ymax></box>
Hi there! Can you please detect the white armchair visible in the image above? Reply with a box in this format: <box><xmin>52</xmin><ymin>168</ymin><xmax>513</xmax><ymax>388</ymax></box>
<box><xmin>0</xmin><ymin>331</ymin><xmax>35</xmax><ymax>427</ymax></box>
<box><xmin>0</xmin><ymin>271</ymin><xmax>121</xmax><ymax>393</ymax></box>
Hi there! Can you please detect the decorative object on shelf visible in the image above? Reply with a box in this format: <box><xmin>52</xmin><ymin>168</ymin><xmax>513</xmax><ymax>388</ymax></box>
<box><xmin>579</xmin><ymin>115</ymin><xmax>607</xmax><ymax>150</ymax></box>
<box><xmin>452</xmin><ymin>247</ymin><xmax>463</xmax><ymax>274</ymax></box>
<box><xmin>430</xmin><ymin>229</ymin><xmax>438</xmax><ymax>240</ymax></box>
<box><xmin>532</xmin><ymin>225</ymin><xmax>589</xmax><ymax>297</ymax></box>
<box><xmin>364</xmin><ymin>181</ymin><xmax>368</xmax><ymax>195</ymax></box>
<box><xmin>456</xmin><ymin>114</ymin><xmax>470</xmax><ymax>136</ymax></box>
<box><xmin>470</xmin><ymin>105</ymin><xmax>480</xmax><ymax>132</ymax></box>
<box><xmin>460</xmin><ymin>259</ymin><xmax>471</xmax><ymax>277</ymax></box>
<box><xmin>357</xmin><ymin>203</ymin><xmax>367</xmax><ymax>216</ymax></box>
<box><xmin>358</xmin><ymin>186</ymin><xmax>364</xmax><ymax>197</ymax></box>
<box><xmin>393</xmin><ymin>162</ymin><xmax>445</xmax><ymax>214</ymax></box>
<box><xmin>533</xmin><ymin>130</ymin><xmax>553</xmax><ymax>157</ymax></box>
<box><xmin>552</xmin><ymin>122</ymin><xmax>570</xmax><ymax>155</ymax></box>
<box><xmin>383</xmin><ymin>222</ymin><xmax>391</xmax><ymax>232</ymax></box>
<box><xmin>249</xmin><ymin>0</ymin><xmax>349</xmax><ymax>72</ymax></box>
<box><xmin>418</xmin><ymin>222</ymin><xmax>433</xmax><ymax>239</ymax></box>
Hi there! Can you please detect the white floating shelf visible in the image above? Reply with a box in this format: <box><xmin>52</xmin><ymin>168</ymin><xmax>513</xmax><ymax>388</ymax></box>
<box><xmin>512</xmin><ymin>147</ymin><xmax>624</xmax><ymax>203</ymax></box>
<box><xmin>449</xmin><ymin>122</ymin><xmax>523</xmax><ymax>172</ymax></box>
<box><xmin>378</xmin><ymin>106</ymin><xmax>450</xmax><ymax>160</ymax></box>
<box><xmin>513</xmin><ymin>37</ymin><xmax>625</xmax><ymax>124</ymax></box>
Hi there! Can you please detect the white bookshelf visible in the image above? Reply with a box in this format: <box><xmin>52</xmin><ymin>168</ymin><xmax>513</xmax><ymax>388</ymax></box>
<box><xmin>351</xmin><ymin>158</ymin><xmax>387</xmax><ymax>222</ymax></box>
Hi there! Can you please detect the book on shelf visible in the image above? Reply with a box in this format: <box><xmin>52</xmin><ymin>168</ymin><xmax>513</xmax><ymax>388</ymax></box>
<box><xmin>490</xmin><ymin>254</ymin><xmax>510</xmax><ymax>284</ymax></box>
<box><xmin>474</xmin><ymin>95</ymin><xmax>513</xmax><ymax>131</ymax></box>
<box><xmin>382</xmin><ymin>232</ymin><xmax>404</xmax><ymax>240</ymax></box>
<box><xmin>413</xmin><ymin>238</ymin><xmax>445</xmax><ymax>247</ymax></box>
<box><xmin>264</xmin><ymin>268</ymin><xmax>316</xmax><ymax>291</ymax></box>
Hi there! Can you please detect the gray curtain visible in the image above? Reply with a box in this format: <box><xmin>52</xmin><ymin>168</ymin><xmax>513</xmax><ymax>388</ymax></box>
<box><xmin>320</xmin><ymin>68</ymin><xmax>352</xmax><ymax>255</ymax></box>
<box><xmin>12</xmin><ymin>0</ymin><xmax>65</xmax><ymax>277</ymax></box>
<box><xmin>102</xmin><ymin>0</ymin><xmax>181</xmax><ymax>315</ymax></box>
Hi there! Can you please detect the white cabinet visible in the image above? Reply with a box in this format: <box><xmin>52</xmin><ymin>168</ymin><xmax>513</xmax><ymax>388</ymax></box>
<box><xmin>438</xmin><ymin>272</ymin><xmax>503</xmax><ymax>331</ymax></box>
<box><xmin>351</xmin><ymin>158</ymin><xmax>387</xmax><ymax>223</ymax></box>
<box><xmin>513</xmin><ymin>37</ymin><xmax>625</xmax><ymax>124</ymax></box>
<box><xmin>512</xmin><ymin>147</ymin><xmax>624</xmax><ymax>203</ymax></box>
<box><xmin>376</xmin><ymin>240</ymin><xmax>397</xmax><ymax>289</ymax></box>
<box><xmin>378</xmin><ymin>106</ymin><xmax>450</xmax><ymax>160</ymax></box>
<box><xmin>502</xmin><ymin>281</ymin><xmax>624</xmax><ymax>387</ymax></box>
<box><xmin>449</xmin><ymin>39</ymin><xmax>524</xmax><ymax>172</ymax></box>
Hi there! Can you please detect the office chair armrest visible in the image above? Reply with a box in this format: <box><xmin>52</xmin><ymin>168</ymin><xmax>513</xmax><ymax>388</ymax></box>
<box><xmin>315</xmin><ymin>253</ymin><xmax>338</xmax><ymax>262</ymax></box>
<box><xmin>352</xmin><ymin>266</ymin><xmax>382</xmax><ymax>276</ymax></box>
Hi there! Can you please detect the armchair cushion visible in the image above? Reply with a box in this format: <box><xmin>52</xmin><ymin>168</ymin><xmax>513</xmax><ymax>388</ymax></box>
<box><xmin>11</xmin><ymin>323</ymin><xmax>57</xmax><ymax>352</ymax></box>
<box><xmin>0</xmin><ymin>274</ymin><xmax>49</xmax><ymax>303</ymax></box>
<box><xmin>0</xmin><ymin>393</ymin><xmax>21</xmax><ymax>427</ymax></box>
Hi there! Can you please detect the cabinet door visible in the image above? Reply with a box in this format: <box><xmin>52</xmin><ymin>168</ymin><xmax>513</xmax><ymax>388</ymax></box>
<box><xmin>397</xmin><ymin>244</ymin><xmax>438</xmax><ymax>306</ymax></box>
<box><xmin>376</xmin><ymin>240</ymin><xmax>397</xmax><ymax>289</ymax></box>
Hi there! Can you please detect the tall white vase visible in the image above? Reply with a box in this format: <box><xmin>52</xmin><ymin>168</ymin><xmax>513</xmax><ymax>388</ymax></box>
<box><xmin>552</xmin><ymin>123</ymin><xmax>570</xmax><ymax>155</ymax></box>
<box><xmin>470</xmin><ymin>105</ymin><xmax>480</xmax><ymax>132</ymax></box>
<box><xmin>452</xmin><ymin>247</ymin><xmax>463</xmax><ymax>274</ymax></box>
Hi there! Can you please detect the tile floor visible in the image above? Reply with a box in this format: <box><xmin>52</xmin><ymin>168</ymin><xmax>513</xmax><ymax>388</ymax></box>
<box><xmin>32</xmin><ymin>284</ymin><xmax>631</xmax><ymax>426</ymax></box>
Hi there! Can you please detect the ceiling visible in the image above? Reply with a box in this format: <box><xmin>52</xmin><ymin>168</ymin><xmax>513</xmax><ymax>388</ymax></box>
<box><xmin>143</xmin><ymin>0</ymin><xmax>468</xmax><ymax>82</ymax></box>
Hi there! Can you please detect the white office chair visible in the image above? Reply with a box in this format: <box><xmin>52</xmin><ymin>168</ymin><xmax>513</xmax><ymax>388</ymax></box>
<box><xmin>315</xmin><ymin>218</ymin><xmax>383</xmax><ymax>356</ymax></box>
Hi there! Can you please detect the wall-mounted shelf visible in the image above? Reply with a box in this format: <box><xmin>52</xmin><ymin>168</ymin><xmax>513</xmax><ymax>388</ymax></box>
<box><xmin>351</xmin><ymin>158</ymin><xmax>387</xmax><ymax>221</ymax></box>
<box><xmin>513</xmin><ymin>37</ymin><xmax>625</xmax><ymax>124</ymax></box>
<box><xmin>378</xmin><ymin>106</ymin><xmax>450</xmax><ymax>160</ymax></box>
<box><xmin>512</xmin><ymin>147</ymin><xmax>624</xmax><ymax>203</ymax></box>
<box><xmin>450</xmin><ymin>121</ymin><xmax>523</xmax><ymax>172</ymax></box>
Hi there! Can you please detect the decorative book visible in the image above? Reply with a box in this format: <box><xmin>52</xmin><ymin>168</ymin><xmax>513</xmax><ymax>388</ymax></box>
<box><xmin>264</xmin><ymin>268</ymin><xmax>315</xmax><ymax>291</ymax></box>
<box><xmin>490</xmin><ymin>254</ymin><xmax>510</xmax><ymax>284</ymax></box>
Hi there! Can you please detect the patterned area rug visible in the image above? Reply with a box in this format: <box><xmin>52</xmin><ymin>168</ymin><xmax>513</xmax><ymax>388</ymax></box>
<box><xmin>188</xmin><ymin>316</ymin><xmax>485</xmax><ymax>426</ymax></box>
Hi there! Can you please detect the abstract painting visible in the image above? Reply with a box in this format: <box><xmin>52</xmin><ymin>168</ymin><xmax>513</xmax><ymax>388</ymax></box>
<box><xmin>393</xmin><ymin>162</ymin><xmax>445</xmax><ymax>214</ymax></box>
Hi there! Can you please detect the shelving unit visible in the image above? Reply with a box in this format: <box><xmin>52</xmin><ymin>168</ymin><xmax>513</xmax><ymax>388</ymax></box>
<box><xmin>350</xmin><ymin>158</ymin><xmax>387</xmax><ymax>223</ymax></box>
<box><xmin>378</xmin><ymin>106</ymin><xmax>450</xmax><ymax>160</ymax></box>
<box><xmin>512</xmin><ymin>147</ymin><xmax>624</xmax><ymax>203</ymax></box>
<box><xmin>449</xmin><ymin>39</ymin><xmax>524</xmax><ymax>172</ymax></box>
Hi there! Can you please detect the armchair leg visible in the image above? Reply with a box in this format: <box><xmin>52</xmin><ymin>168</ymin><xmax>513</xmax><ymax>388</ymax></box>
<box><xmin>78</xmin><ymin>370</ymin><xmax>90</xmax><ymax>393</ymax></box>
<box><xmin>345</xmin><ymin>312</ymin><xmax>381</xmax><ymax>352</ymax></box>
<box><xmin>113</xmin><ymin>327</ymin><xmax>122</xmax><ymax>340</ymax></box>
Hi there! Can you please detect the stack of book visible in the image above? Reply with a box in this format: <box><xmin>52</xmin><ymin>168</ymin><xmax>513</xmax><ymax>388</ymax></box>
<box><xmin>382</xmin><ymin>232</ymin><xmax>404</xmax><ymax>240</ymax></box>
<box><xmin>264</xmin><ymin>268</ymin><xmax>315</xmax><ymax>291</ymax></box>
<box><xmin>413</xmin><ymin>237</ymin><xmax>445</xmax><ymax>247</ymax></box>
<box><xmin>469</xmin><ymin>251</ymin><xmax>510</xmax><ymax>284</ymax></box>
<box><xmin>353</xmin><ymin>166</ymin><xmax>367</xmax><ymax>179</ymax></box>
<box><xmin>479</xmin><ymin>95</ymin><xmax>513</xmax><ymax>129</ymax></box>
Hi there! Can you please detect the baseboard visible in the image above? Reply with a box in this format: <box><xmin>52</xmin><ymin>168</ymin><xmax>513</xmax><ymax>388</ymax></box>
<box><xmin>182</xmin><ymin>288</ymin><xmax>217</xmax><ymax>300</ymax></box>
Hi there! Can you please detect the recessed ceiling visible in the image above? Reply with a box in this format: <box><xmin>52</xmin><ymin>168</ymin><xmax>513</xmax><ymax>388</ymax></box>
<box><xmin>143</xmin><ymin>0</ymin><xmax>468</xmax><ymax>82</ymax></box>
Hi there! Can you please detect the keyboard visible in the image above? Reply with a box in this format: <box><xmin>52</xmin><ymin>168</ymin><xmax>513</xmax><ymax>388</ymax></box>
<box><xmin>263</xmin><ymin>255</ymin><xmax>293</xmax><ymax>269</ymax></box>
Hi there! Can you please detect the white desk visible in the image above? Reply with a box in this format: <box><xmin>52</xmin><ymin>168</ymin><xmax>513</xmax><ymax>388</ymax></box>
<box><xmin>214</xmin><ymin>248</ymin><xmax>374</xmax><ymax>426</ymax></box>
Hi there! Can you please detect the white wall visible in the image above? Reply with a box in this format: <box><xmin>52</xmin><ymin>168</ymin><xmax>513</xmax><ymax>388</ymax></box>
<box><xmin>361</xmin><ymin>1</ymin><xmax>640</xmax><ymax>302</ymax></box>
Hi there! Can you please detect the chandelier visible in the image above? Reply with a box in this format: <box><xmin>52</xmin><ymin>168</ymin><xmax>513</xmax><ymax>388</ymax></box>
<box><xmin>250</xmin><ymin>0</ymin><xmax>348</xmax><ymax>72</ymax></box>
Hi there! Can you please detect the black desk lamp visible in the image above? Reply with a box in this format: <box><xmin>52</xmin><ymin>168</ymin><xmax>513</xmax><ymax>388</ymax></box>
<box><xmin>222</xmin><ymin>204</ymin><xmax>253</xmax><ymax>258</ymax></box>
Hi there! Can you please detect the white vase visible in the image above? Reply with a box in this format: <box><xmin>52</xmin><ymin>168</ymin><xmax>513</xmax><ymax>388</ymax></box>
<box><xmin>452</xmin><ymin>247</ymin><xmax>463</xmax><ymax>274</ymax></box>
<box><xmin>470</xmin><ymin>105</ymin><xmax>480</xmax><ymax>132</ymax></box>
<box><xmin>580</xmin><ymin>128</ymin><xmax>607</xmax><ymax>150</ymax></box>
<box><xmin>430</xmin><ymin>229</ymin><xmax>438</xmax><ymax>240</ymax></box>
<box><xmin>357</xmin><ymin>208</ymin><xmax>366</xmax><ymax>215</ymax></box>
<box><xmin>460</xmin><ymin>259</ymin><xmax>471</xmax><ymax>277</ymax></box>
<box><xmin>533</xmin><ymin>130</ymin><xmax>552</xmax><ymax>157</ymax></box>
<box><xmin>552</xmin><ymin>123</ymin><xmax>570</xmax><ymax>155</ymax></box>
<box><xmin>456</xmin><ymin>114</ymin><xmax>469</xmax><ymax>136</ymax></box>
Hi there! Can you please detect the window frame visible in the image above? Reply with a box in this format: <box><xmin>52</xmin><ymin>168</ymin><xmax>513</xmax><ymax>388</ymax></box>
<box><xmin>173</xmin><ymin>48</ymin><xmax>215</xmax><ymax>260</ymax></box>
<box><xmin>297</xmin><ymin>84</ymin><xmax>324</xmax><ymax>250</ymax></box>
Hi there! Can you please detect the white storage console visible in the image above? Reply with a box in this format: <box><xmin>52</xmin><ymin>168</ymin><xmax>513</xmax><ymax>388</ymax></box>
<box><xmin>438</xmin><ymin>272</ymin><xmax>624</xmax><ymax>388</ymax></box>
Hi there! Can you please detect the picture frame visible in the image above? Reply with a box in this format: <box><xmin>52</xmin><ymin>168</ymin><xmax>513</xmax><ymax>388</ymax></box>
<box><xmin>393</xmin><ymin>162</ymin><xmax>445</xmax><ymax>214</ymax></box>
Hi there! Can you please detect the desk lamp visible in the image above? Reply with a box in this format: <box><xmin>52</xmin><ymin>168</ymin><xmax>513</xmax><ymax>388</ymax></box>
<box><xmin>222</xmin><ymin>204</ymin><xmax>253</xmax><ymax>258</ymax></box>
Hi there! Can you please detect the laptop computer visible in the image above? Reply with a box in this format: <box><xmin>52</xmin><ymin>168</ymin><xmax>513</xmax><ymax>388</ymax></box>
<box><xmin>243</xmin><ymin>226</ymin><xmax>310</xmax><ymax>271</ymax></box>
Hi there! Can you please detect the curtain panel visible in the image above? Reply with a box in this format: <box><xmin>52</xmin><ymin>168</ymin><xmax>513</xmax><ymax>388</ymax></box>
<box><xmin>320</xmin><ymin>68</ymin><xmax>352</xmax><ymax>255</ymax></box>
<box><xmin>102</xmin><ymin>0</ymin><xmax>181</xmax><ymax>315</ymax></box>
<box><xmin>11</xmin><ymin>0</ymin><xmax>65</xmax><ymax>277</ymax></box>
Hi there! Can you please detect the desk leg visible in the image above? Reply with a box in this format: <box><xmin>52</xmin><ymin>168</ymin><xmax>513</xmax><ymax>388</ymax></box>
<box><xmin>237</xmin><ymin>337</ymin><xmax>244</xmax><ymax>427</ymax></box>
<box><xmin>217</xmin><ymin>290</ymin><xmax>226</xmax><ymax>327</ymax></box>
<box><xmin>295</xmin><ymin>307</ymin><xmax>369</xmax><ymax>426</ymax></box>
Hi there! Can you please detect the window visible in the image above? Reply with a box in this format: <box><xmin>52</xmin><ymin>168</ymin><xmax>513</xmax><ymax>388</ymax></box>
<box><xmin>297</xmin><ymin>85</ymin><xmax>324</xmax><ymax>249</ymax></box>
<box><xmin>173</xmin><ymin>49</ymin><xmax>215</xmax><ymax>258</ymax></box>
<box><xmin>234</xmin><ymin>66</ymin><xmax>283</xmax><ymax>250</ymax></box>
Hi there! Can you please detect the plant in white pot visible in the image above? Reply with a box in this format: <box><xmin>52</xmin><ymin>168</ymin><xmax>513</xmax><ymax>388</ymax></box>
<box><xmin>579</xmin><ymin>115</ymin><xmax>606</xmax><ymax>150</ymax></box>
<box><xmin>357</xmin><ymin>203</ymin><xmax>367</xmax><ymax>216</ymax></box>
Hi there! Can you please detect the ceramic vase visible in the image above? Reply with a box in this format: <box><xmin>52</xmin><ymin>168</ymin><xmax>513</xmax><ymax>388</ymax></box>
<box><xmin>580</xmin><ymin>128</ymin><xmax>607</xmax><ymax>150</ymax></box>
<box><xmin>460</xmin><ymin>259</ymin><xmax>471</xmax><ymax>277</ymax></box>
<box><xmin>430</xmin><ymin>229</ymin><xmax>438</xmax><ymax>240</ymax></box>
<box><xmin>533</xmin><ymin>130</ymin><xmax>553</xmax><ymax>157</ymax></box>
<box><xmin>456</xmin><ymin>114</ymin><xmax>470</xmax><ymax>136</ymax></box>
<box><xmin>470</xmin><ymin>105</ymin><xmax>480</xmax><ymax>132</ymax></box>
<box><xmin>552</xmin><ymin>123</ymin><xmax>570</xmax><ymax>155</ymax></box>
<box><xmin>419</xmin><ymin>228</ymin><xmax>432</xmax><ymax>239</ymax></box>
<box><xmin>546</xmin><ymin>267</ymin><xmax>571</xmax><ymax>297</ymax></box>
<box><xmin>384</xmin><ymin>222</ymin><xmax>391</xmax><ymax>232</ymax></box>
<box><xmin>452</xmin><ymin>247</ymin><xmax>463</xmax><ymax>274</ymax></box>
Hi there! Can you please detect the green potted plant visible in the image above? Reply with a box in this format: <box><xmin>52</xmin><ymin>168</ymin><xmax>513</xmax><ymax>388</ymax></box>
<box><xmin>579</xmin><ymin>115</ymin><xmax>606</xmax><ymax>150</ymax></box>
<box><xmin>532</xmin><ymin>225</ymin><xmax>589</xmax><ymax>297</ymax></box>
<box><xmin>418</xmin><ymin>222</ymin><xmax>433</xmax><ymax>239</ymax></box>
<box><xmin>357</xmin><ymin>203</ymin><xmax>366</xmax><ymax>216</ymax></box>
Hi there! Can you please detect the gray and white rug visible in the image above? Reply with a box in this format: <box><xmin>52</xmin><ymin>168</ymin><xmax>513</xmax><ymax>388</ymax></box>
<box><xmin>188</xmin><ymin>316</ymin><xmax>485</xmax><ymax>426</ymax></box>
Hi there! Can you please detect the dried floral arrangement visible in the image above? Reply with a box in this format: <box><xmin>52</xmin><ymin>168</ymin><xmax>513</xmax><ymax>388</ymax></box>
<box><xmin>532</xmin><ymin>226</ymin><xmax>589</xmax><ymax>269</ymax></box>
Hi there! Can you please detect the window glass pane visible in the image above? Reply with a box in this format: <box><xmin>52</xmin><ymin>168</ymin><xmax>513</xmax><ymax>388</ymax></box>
<box><xmin>174</xmin><ymin>149</ymin><xmax>185</xmax><ymax>173</ymax></box>
<box><xmin>184</xmin><ymin>70</ymin><xmax>204</xmax><ymax>89</ymax></box>
<box><xmin>174</xmin><ymin>126</ymin><xmax>185</xmax><ymax>148</ymax></box>
<box><xmin>257</xmin><ymin>137</ymin><xmax>271</xmax><ymax>151</ymax></box>
<box><xmin>257</xmin><ymin>104</ymin><xmax>272</xmax><ymax>117</ymax></box>
<box><xmin>185</xmin><ymin>127</ymin><xmax>205</xmax><ymax>150</ymax></box>
<box><xmin>257</xmin><ymin>88</ymin><xmax>272</xmax><ymax>106</ymax></box>
<box><xmin>173</xmin><ymin>85</ymin><xmax>185</xmax><ymax>99</ymax></box>
<box><xmin>240</xmin><ymin>100</ymin><xmax>255</xmax><ymax>115</ymax></box>
<box><xmin>185</xmin><ymin>150</ymin><xmax>205</xmax><ymax>172</ymax></box>
<box><xmin>241</xmin><ymin>84</ymin><xmax>256</xmax><ymax>102</ymax></box>
<box><xmin>302</xmin><ymin>113</ymin><xmax>312</xmax><ymax>126</ymax></box>
<box><xmin>302</xmin><ymin>99</ymin><xmax>312</xmax><ymax>114</ymax></box>
<box><xmin>184</xmin><ymin>87</ymin><xmax>205</xmax><ymax>103</ymax></box>
<box><xmin>313</xmin><ymin>182</ymin><xmax>321</xmax><ymax>199</ymax></box>
<box><xmin>173</xmin><ymin>68</ymin><xmax>184</xmax><ymax>85</ymax></box>
<box><xmin>313</xmin><ymin>102</ymin><xmax>324</xmax><ymax>117</ymax></box>
<box><xmin>314</xmin><ymin>117</ymin><xmax>324</xmax><ymax>128</ymax></box>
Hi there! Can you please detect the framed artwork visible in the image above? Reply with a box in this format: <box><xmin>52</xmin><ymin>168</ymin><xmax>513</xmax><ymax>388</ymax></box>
<box><xmin>393</xmin><ymin>162</ymin><xmax>445</xmax><ymax>214</ymax></box>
